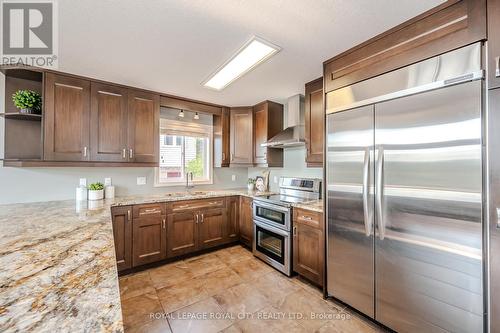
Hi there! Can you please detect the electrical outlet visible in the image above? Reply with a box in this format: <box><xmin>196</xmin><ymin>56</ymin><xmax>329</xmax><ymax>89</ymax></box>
<box><xmin>231</xmin><ymin>175</ymin><xmax>236</xmax><ymax>181</ymax></box>
<box><xmin>79</xmin><ymin>178</ymin><xmax>87</xmax><ymax>187</ymax></box>
<box><xmin>274</xmin><ymin>176</ymin><xmax>278</xmax><ymax>184</ymax></box>
<box><xmin>104</xmin><ymin>178</ymin><xmax>112</xmax><ymax>186</ymax></box>
<box><xmin>137</xmin><ymin>177</ymin><xmax>147</xmax><ymax>185</ymax></box>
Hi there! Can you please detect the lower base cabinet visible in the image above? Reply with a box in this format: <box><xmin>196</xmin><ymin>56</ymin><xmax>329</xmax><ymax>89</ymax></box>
<box><xmin>111</xmin><ymin>206</ymin><xmax>132</xmax><ymax>271</ymax></box>
<box><xmin>132</xmin><ymin>203</ymin><xmax>167</xmax><ymax>266</ymax></box>
<box><xmin>239</xmin><ymin>196</ymin><xmax>253</xmax><ymax>248</ymax></box>
<box><xmin>111</xmin><ymin>196</ymin><xmax>249</xmax><ymax>271</ymax></box>
<box><xmin>293</xmin><ymin>208</ymin><xmax>324</xmax><ymax>286</ymax></box>
<box><xmin>166</xmin><ymin>211</ymin><xmax>198</xmax><ymax>258</ymax></box>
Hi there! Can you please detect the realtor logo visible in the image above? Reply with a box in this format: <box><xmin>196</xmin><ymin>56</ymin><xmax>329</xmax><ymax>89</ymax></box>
<box><xmin>1</xmin><ymin>0</ymin><xmax>58</xmax><ymax>67</ymax></box>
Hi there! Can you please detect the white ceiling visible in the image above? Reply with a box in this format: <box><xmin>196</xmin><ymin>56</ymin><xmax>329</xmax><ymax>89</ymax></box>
<box><xmin>58</xmin><ymin>0</ymin><xmax>444</xmax><ymax>106</ymax></box>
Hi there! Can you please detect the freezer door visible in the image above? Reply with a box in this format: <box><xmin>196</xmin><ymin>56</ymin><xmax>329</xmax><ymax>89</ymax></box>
<box><xmin>326</xmin><ymin>105</ymin><xmax>375</xmax><ymax>318</ymax></box>
<box><xmin>374</xmin><ymin>80</ymin><xmax>483</xmax><ymax>332</ymax></box>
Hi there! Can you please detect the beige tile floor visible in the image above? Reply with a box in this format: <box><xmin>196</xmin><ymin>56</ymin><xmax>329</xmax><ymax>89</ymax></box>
<box><xmin>119</xmin><ymin>245</ymin><xmax>386</xmax><ymax>333</ymax></box>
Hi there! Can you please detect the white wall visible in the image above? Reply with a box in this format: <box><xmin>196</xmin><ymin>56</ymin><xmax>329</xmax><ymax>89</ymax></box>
<box><xmin>248</xmin><ymin>147</ymin><xmax>322</xmax><ymax>192</ymax></box>
<box><xmin>0</xmin><ymin>166</ymin><xmax>248</xmax><ymax>204</ymax></box>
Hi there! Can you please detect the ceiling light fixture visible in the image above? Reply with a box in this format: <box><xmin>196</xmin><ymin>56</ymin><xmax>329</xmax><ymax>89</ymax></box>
<box><xmin>194</xmin><ymin>112</ymin><xmax>200</xmax><ymax>120</ymax></box>
<box><xmin>202</xmin><ymin>36</ymin><xmax>280</xmax><ymax>91</ymax></box>
<box><xmin>178</xmin><ymin>110</ymin><xmax>184</xmax><ymax>118</ymax></box>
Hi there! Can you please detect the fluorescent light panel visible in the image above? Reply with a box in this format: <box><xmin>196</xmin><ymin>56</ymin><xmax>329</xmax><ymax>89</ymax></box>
<box><xmin>203</xmin><ymin>37</ymin><xmax>280</xmax><ymax>90</ymax></box>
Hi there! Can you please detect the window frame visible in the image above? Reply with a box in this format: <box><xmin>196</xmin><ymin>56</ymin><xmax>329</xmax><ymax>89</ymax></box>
<box><xmin>154</xmin><ymin>119</ymin><xmax>213</xmax><ymax>187</ymax></box>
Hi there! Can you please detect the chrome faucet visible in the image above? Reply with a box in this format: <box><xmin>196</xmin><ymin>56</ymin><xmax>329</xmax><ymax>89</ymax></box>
<box><xmin>186</xmin><ymin>172</ymin><xmax>194</xmax><ymax>190</ymax></box>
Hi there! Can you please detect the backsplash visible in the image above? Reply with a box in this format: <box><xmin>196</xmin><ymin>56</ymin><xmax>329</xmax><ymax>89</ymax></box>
<box><xmin>0</xmin><ymin>166</ymin><xmax>248</xmax><ymax>204</ymax></box>
<box><xmin>248</xmin><ymin>147</ymin><xmax>322</xmax><ymax>192</ymax></box>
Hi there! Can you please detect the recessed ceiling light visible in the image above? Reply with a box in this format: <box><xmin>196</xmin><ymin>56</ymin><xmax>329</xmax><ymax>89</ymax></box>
<box><xmin>203</xmin><ymin>36</ymin><xmax>280</xmax><ymax>91</ymax></box>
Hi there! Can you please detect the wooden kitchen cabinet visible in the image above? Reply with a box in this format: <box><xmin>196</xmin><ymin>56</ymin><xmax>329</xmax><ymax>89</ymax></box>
<box><xmin>293</xmin><ymin>208</ymin><xmax>324</xmax><ymax>286</ymax></box>
<box><xmin>489</xmin><ymin>0</ymin><xmax>500</xmax><ymax>89</ymax></box>
<box><xmin>230</xmin><ymin>107</ymin><xmax>253</xmax><ymax>166</ymax></box>
<box><xmin>90</xmin><ymin>82</ymin><xmax>128</xmax><ymax>162</ymax></box>
<box><xmin>44</xmin><ymin>73</ymin><xmax>91</xmax><ymax>161</ymax></box>
<box><xmin>127</xmin><ymin>90</ymin><xmax>160</xmax><ymax>163</ymax></box>
<box><xmin>305</xmin><ymin>78</ymin><xmax>323</xmax><ymax>167</ymax></box>
<box><xmin>111</xmin><ymin>206</ymin><xmax>132</xmax><ymax>271</ymax></box>
<box><xmin>132</xmin><ymin>203</ymin><xmax>167</xmax><ymax>266</ymax></box>
<box><xmin>214</xmin><ymin>107</ymin><xmax>230</xmax><ymax>167</ymax></box>
<box><xmin>167</xmin><ymin>211</ymin><xmax>198</xmax><ymax>257</ymax></box>
<box><xmin>198</xmin><ymin>208</ymin><xmax>227</xmax><ymax>249</ymax></box>
<box><xmin>226</xmin><ymin>196</ymin><xmax>240</xmax><ymax>241</ymax></box>
<box><xmin>239</xmin><ymin>196</ymin><xmax>253</xmax><ymax>248</ymax></box>
<box><xmin>253</xmin><ymin>101</ymin><xmax>283</xmax><ymax>167</ymax></box>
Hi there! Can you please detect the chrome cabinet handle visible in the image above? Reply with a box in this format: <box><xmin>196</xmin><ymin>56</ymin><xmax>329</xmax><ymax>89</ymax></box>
<box><xmin>293</xmin><ymin>226</ymin><xmax>297</xmax><ymax>236</ymax></box>
<box><xmin>129</xmin><ymin>148</ymin><xmax>134</xmax><ymax>159</ymax></box>
<box><xmin>201</xmin><ymin>213</ymin><xmax>204</xmax><ymax>223</ymax></box>
<box><xmin>195</xmin><ymin>214</ymin><xmax>199</xmax><ymax>224</ymax></box>
<box><xmin>222</xmin><ymin>152</ymin><xmax>226</xmax><ymax>161</ymax></box>
<box><xmin>83</xmin><ymin>146</ymin><xmax>88</xmax><ymax>157</ymax></box>
<box><xmin>162</xmin><ymin>218</ymin><xmax>166</xmax><ymax>229</ymax></box>
<box><xmin>496</xmin><ymin>56</ymin><xmax>500</xmax><ymax>78</ymax></box>
<box><xmin>230</xmin><ymin>153</ymin><xmax>234</xmax><ymax>161</ymax></box>
<box><xmin>362</xmin><ymin>147</ymin><xmax>372</xmax><ymax>237</ymax></box>
<box><xmin>376</xmin><ymin>147</ymin><xmax>385</xmax><ymax>240</ymax></box>
<box><xmin>301</xmin><ymin>215</ymin><xmax>312</xmax><ymax>221</ymax></box>
<box><xmin>122</xmin><ymin>148</ymin><xmax>126</xmax><ymax>159</ymax></box>
<box><xmin>127</xmin><ymin>210</ymin><xmax>131</xmax><ymax>221</ymax></box>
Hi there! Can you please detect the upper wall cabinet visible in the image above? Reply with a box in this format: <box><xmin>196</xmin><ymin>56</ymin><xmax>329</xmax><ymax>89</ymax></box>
<box><xmin>230</xmin><ymin>107</ymin><xmax>254</xmax><ymax>166</ymax></box>
<box><xmin>305</xmin><ymin>78</ymin><xmax>323</xmax><ymax>167</ymax></box>
<box><xmin>127</xmin><ymin>90</ymin><xmax>159</xmax><ymax>163</ymax></box>
<box><xmin>323</xmin><ymin>0</ymin><xmax>486</xmax><ymax>93</ymax></box>
<box><xmin>44</xmin><ymin>73</ymin><xmax>91</xmax><ymax>161</ymax></box>
<box><xmin>214</xmin><ymin>107</ymin><xmax>230</xmax><ymax>167</ymax></box>
<box><xmin>90</xmin><ymin>82</ymin><xmax>129</xmax><ymax>162</ymax></box>
<box><xmin>253</xmin><ymin>101</ymin><xmax>283</xmax><ymax>167</ymax></box>
<box><xmin>488</xmin><ymin>0</ymin><xmax>500</xmax><ymax>90</ymax></box>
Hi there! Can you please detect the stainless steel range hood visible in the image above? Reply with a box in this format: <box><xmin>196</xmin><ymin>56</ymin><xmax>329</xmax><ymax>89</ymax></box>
<box><xmin>262</xmin><ymin>94</ymin><xmax>305</xmax><ymax>148</ymax></box>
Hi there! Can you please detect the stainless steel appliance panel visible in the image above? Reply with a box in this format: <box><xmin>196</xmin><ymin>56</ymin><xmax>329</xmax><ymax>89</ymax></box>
<box><xmin>253</xmin><ymin>200</ymin><xmax>291</xmax><ymax>231</ymax></box>
<box><xmin>374</xmin><ymin>80</ymin><xmax>483</xmax><ymax>332</ymax></box>
<box><xmin>253</xmin><ymin>220</ymin><xmax>291</xmax><ymax>275</ymax></box>
<box><xmin>327</xmin><ymin>105</ymin><xmax>375</xmax><ymax>318</ymax></box>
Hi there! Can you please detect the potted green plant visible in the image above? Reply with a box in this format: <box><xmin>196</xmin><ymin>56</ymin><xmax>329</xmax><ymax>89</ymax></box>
<box><xmin>12</xmin><ymin>90</ymin><xmax>42</xmax><ymax>114</ymax></box>
<box><xmin>247</xmin><ymin>178</ymin><xmax>256</xmax><ymax>191</ymax></box>
<box><xmin>88</xmin><ymin>182</ymin><xmax>104</xmax><ymax>201</ymax></box>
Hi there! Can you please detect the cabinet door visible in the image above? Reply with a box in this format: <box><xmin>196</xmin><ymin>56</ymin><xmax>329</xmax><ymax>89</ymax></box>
<box><xmin>489</xmin><ymin>0</ymin><xmax>500</xmax><ymax>89</ymax></box>
<box><xmin>239</xmin><ymin>196</ymin><xmax>253</xmax><ymax>247</ymax></box>
<box><xmin>198</xmin><ymin>208</ymin><xmax>226</xmax><ymax>249</ymax></box>
<box><xmin>111</xmin><ymin>206</ymin><xmax>132</xmax><ymax>271</ymax></box>
<box><xmin>226</xmin><ymin>196</ymin><xmax>240</xmax><ymax>241</ymax></box>
<box><xmin>214</xmin><ymin>107</ymin><xmax>230</xmax><ymax>167</ymax></box>
<box><xmin>253</xmin><ymin>104</ymin><xmax>267</xmax><ymax>164</ymax></box>
<box><xmin>132</xmin><ymin>214</ymin><xmax>167</xmax><ymax>267</ymax></box>
<box><xmin>90</xmin><ymin>83</ymin><xmax>128</xmax><ymax>162</ymax></box>
<box><xmin>305</xmin><ymin>78</ymin><xmax>323</xmax><ymax>167</ymax></box>
<box><xmin>230</xmin><ymin>107</ymin><xmax>253</xmax><ymax>165</ymax></box>
<box><xmin>127</xmin><ymin>90</ymin><xmax>159</xmax><ymax>163</ymax></box>
<box><xmin>44</xmin><ymin>73</ymin><xmax>91</xmax><ymax>161</ymax></box>
<box><xmin>167</xmin><ymin>211</ymin><xmax>198</xmax><ymax>257</ymax></box>
<box><xmin>293</xmin><ymin>221</ymin><xmax>324</xmax><ymax>286</ymax></box>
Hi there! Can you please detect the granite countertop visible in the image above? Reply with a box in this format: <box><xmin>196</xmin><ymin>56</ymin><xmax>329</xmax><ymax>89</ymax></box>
<box><xmin>292</xmin><ymin>199</ymin><xmax>323</xmax><ymax>213</ymax></box>
<box><xmin>0</xmin><ymin>188</ymin><xmax>277</xmax><ymax>332</ymax></box>
<box><xmin>0</xmin><ymin>188</ymin><xmax>323</xmax><ymax>332</ymax></box>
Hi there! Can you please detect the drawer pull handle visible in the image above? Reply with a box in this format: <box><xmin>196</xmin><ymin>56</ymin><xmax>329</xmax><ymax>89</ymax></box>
<box><xmin>140</xmin><ymin>208</ymin><xmax>161</xmax><ymax>215</ymax></box>
<box><xmin>301</xmin><ymin>215</ymin><xmax>312</xmax><ymax>221</ymax></box>
<box><xmin>162</xmin><ymin>218</ymin><xmax>166</xmax><ymax>229</ymax></box>
<box><xmin>496</xmin><ymin>56</ymin><xmax>500</xmax><ymax>78</ymax></box>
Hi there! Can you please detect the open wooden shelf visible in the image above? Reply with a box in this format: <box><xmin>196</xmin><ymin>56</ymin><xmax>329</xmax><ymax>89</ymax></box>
<box><xmin>0</xmin><ymin>113</ymin><xmax>42</xmax><ymax>121</ymax></box>
<box><xmin>2</xmin><ymin>159</ymin><xmax>159</xmax><ymax>167</ymax></box>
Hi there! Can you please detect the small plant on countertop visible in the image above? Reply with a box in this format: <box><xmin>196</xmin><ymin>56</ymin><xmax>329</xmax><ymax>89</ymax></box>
<box><xmin>12</xmin><ymin>90</ymin><xmax>42</xmax><ymax>114</ymax></box>
<box><xmin>247</xmin><ymin>178</ymin><xmax>256</xmax><ymax>184</ymax></box>
<box><xmin>247</xmin><ymin>178</ymin><xmax>256</xmax><ymax>191</ymax></box>
<box><xmin>88</xmin><ymin>182</ymin><xmax>104</xmax><ymax>191</ymax></box>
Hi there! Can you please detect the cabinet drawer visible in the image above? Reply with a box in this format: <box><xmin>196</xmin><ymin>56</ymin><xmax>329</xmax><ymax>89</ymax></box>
<box><xmin>169</xmin><ymin>198</ymin><xmax>225</xmax><ymax>212</ymax></box>
<box><xmin>133</xmin><ymin>203</ymin><xmax>166</xmax><ymax>217</ymax></box>
<box><xmin>293</xmin><ymin>208</ymin><xmax>323</xmax><ymax>230</ymax></box>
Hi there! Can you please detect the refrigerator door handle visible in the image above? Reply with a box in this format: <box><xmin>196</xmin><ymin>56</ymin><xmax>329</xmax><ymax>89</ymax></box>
<box><xmin>362</xmin><ymin>147</ymin><xmax>372</xmax><ymax>236</ymax></box>
<box><xmin>376</xmin><ymin>146</ymin><xmax>385</xmax><ymax>240</ymax></box>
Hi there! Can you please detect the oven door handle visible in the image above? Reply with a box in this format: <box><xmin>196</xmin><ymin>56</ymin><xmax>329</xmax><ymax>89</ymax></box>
<box><xmin>253</xmin><ymin>200</ymin><xmax>290</xmax><ymax>214</ymax></box>
<box><xmin>254</xmin><ymin>220</ymin><xmax>290</xmax><ymax>237</ymax></box>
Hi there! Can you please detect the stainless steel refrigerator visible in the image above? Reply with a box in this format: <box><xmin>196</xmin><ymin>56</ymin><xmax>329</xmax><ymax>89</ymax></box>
<box><xmin>326</xmin><ymin>43</ymin><xmax>485</xmax><ymax>332</ymax></box>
